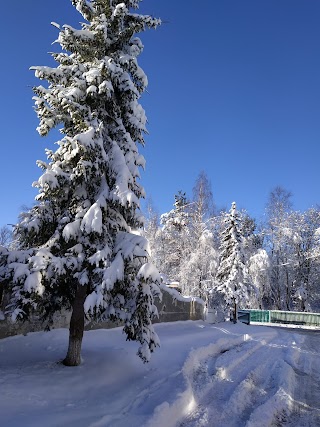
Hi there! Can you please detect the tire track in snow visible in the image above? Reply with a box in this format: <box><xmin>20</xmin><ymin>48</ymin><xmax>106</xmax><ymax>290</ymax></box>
<box><xmin>176</xmin><ymin>333</ymin><xmax>277</xmax><ymax>426</ymax></box>
<box><xmin>146</xmin><ymin>334</ymin><xmax>256</xmax><ymax>427</ymax></box>
<box><xmin>178</xmin><ymin>330</ymin><xmax>306</xmax><ymax>427</ymax></box>
<box><xmin>281</xmin><ymin>330</ymin><xmax>320</xmax><ymax>426</ymax></box>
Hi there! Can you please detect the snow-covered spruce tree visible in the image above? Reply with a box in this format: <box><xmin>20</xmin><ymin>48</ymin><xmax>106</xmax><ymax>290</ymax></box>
<box><xmin>216</xmin><ymin>202</ymin><xmax>249</xmax><ymax>323</ymax></box>
<box><xmin>0</xmin><ymin>226</ymin><xmax>14</xmax><ymax>314</ymax></box>
<box><xmin>6</xmin><ymin>0</ymin><xmax>162</xmax><ymax>365</ymax></box>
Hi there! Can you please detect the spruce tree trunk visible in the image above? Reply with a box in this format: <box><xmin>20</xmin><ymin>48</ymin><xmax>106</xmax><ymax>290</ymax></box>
<box><xmin>63</xmin><ymin>284</ymin><xmax>87</xmax><ymax>366</ymax></box>
<box><xmin>233</xmin><ymin>300</ymin><xmax>237</xmax><ymax>324</ymax></box>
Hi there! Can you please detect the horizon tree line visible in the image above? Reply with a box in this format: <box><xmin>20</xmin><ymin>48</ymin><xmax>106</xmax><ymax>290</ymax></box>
<box><xmin>144</xmin><ymin>174</ymin><xmax>320</xmax><ymax>316</ymax></box>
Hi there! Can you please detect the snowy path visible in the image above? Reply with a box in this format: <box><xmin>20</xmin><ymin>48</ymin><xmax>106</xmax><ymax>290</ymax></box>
<box><xmin>282</xmin><ymin>329</ymin><xmax>320</xmax><ymax>426</ymax></box>
<box><xmin>178</xmin><ymin>326</ymin><xmax>320</xmax><ymax>427</ymax></box>
<box><xmin>1</xmin><ymin>321</ymin><xmax>320</xmax><ymax>427</ymax></box>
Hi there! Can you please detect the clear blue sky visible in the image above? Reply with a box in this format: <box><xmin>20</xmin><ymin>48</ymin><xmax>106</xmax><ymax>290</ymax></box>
<box><xmin>1</xmin><ymin>0</ymin><xmax>319</xmax><ymax>227</ymax></box>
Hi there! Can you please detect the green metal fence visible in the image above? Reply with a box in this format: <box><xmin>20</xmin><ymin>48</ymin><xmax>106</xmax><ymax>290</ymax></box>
<box><xmin>242</xmin><ymin>309</ymin><xmax>320</xmax><ymax>327</ymax></box>
<box><xmin>248</xmin><ymin>310</ymin><xmax>270</xmax><ymax>323</ymax></box>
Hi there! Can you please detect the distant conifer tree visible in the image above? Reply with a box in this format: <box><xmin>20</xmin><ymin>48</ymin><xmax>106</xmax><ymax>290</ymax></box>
<box><xmin>216</xmin><ymin>202</ymin><xmax>249</xmax><ymax>322</ymax></box>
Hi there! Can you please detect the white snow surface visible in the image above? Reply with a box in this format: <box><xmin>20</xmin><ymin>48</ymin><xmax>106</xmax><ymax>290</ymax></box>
<box><xmin>1</xmin><ymin>321</ymin><xmax>320</xmax><ymax>427</ymax></box>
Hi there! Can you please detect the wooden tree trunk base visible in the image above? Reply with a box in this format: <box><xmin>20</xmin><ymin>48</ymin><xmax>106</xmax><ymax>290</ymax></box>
<box><xmin>62</xmin><ymin>336</ymin><xmax>83</xmax><ymax>366</ymax></box>
<box><xmin>63</xmin><ymin>284</ymin><xmax>87</xmax><ymax>367</ymax></box>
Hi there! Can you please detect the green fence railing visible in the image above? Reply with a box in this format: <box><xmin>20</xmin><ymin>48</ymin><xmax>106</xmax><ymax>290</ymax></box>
<box><xmin>241</xmin><ymin>309</ymin><xmax>320</xmax><ymax>327</ymax></box>
<box><xmin>248</xmin><ymin>310</ymin><xmax>270</xmax><ymax>323</ymax></box>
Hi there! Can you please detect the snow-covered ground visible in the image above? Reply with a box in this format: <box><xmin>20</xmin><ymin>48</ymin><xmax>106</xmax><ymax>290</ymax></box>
<box><xmin>1</xmin><ymin>321</ymin><xmax>320</xmax><ymax>427</ymax></box>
